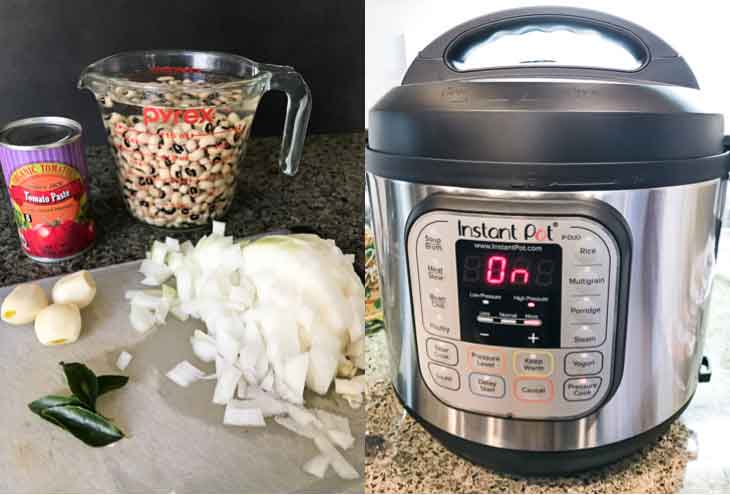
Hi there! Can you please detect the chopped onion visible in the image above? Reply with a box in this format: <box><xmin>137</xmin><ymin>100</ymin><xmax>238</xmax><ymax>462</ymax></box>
<box><xmin>334</xmin><ymin>378</ymin><xmax>365</xmax><ymax>396</ymax></box>
<box><xmin>313</xmin><ymin>434</ymin><xmax>359</xmax><ymax>480</ymax></box>
<box><xmin>129</xmin><ymin>304</ymin><xmax>156</xmax><ymax>333</ymax></box>
<box><xmin>212</xmin><ymin>220</ymin><xmax>226</xmax><ymax>236</ymax></box>
<box><xmin>229</xmin><ymin>395</ymin><xmax>285</xmax><ymax>417</ymax></box>
<box><xmin>213</xmin><ymin>360</ymin><xmax>243</xmax><ymax>405</ymax></box>
<box><xmin>302</xmin><ymin>454</ymin><xmax>330</xmax><ymax>479</ymax></box>
<box><xmin>314</xmin><ymin>409</ymin><xmax>351</xmax><ymax>436</ymax></box>
<box><xmin>327</xmin><ymin>430</ymin><xmax>355</xmax><ymax>450</ymax></box>
<box><xmin>166</xmin><ymin>361</ymin><xmax>205</xmax><ymax>387</ymax></box>
<box><xmin>274</xmin><ymin>415</ymin><xmax>317</xmax><ymax>439</ymax></box>
<box><xmin>165</xmin><ymin>237</ymin><xmax>180</xmax><ymax>252</ymax></box>
<box><xmin>286</xmin><ymin>403</ymin><xmax>322</xmax><ymax>429</ymax></box>
<box><xmin>190</xmin><ymin>330</ymin><xmax>217</xmax><ymax>363</ymax></box>
<box><xmin>223</xmin><ymin>406</ymin><xmax>265</xmax><ymax>427</ymax></box>
<box><xmin>139</xmin><ymin>259</ymin><xmax>173</xmax><ymax>286</ymax></box>
<box><xmin>116</xmin><ymin>351</ymin><xmax>133</xmax><ymax>371</ymax></box>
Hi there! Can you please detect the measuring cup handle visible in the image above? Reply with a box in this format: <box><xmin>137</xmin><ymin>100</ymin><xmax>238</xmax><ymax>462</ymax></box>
<box><xmin>262</xmin><ymin>64</ymin><xmax>312</xmax><ymax>175</ymax></box>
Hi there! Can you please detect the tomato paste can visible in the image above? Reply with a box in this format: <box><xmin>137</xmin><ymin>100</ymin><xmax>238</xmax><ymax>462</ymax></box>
<box><xmin>0</xmin><ymin>117</ymin><xmax>94</xmax><ymax>262</ymax></box>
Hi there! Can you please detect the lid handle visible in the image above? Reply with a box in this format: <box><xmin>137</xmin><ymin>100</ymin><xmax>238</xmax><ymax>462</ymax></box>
<box><xmin>261</xmin><ymin>64</ymin><xmax>312</xmax><ymax>175</ymax></box>
<box><xmin>403</xmin><ymin>7</ymin><xmax>699</xmax><ymax>88</ymax></box>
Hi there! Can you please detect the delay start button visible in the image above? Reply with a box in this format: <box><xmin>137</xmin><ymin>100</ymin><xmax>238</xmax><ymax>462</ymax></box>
<box><xmin>564</xmin><ymin>377</ymin><xmax>602</xmax><ymax>401</ymax></box>
<box><xmin>469</xmin><ymin>373</ymin><xmax>505</xmax><ymax>398</ymax></box>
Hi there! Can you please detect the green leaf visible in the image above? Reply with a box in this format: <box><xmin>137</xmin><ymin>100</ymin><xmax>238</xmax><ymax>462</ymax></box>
<box><xmin>97</xmin><ymin>375</ymin><xmax>129</xmax><ymax>396</ymax></box>
<box><xmin>41</xmin><ymin>405</ymin><xmax>124</xmax><ymax>447</ymax></box>
<box><xmin>60</xmin><ymin>362</ymin><xmax>99</xmax><ymax>411</ymax></box>
<box><xmin>28</xmin><ymin>395</ymin><xmax>86</xmax><ymax>429</ymax></box>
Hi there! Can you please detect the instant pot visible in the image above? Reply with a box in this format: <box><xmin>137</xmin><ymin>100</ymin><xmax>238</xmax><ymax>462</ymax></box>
<box><xmin>366</xmin><ymin>7</ymin><xmax>726</xmax><ymax>474</ymax></box>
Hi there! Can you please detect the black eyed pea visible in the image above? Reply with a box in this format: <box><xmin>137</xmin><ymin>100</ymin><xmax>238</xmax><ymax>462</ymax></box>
<box><xmin>210</xmin><ymin>163</ymin><xmax>223</xmax><ymax>174</ymax></box>
<box><xmin>171</xmin><ymin>192</ymin><xmax>182</xmax><ymax>204</ymax></box>
<box><xmin>158</xmin><ymin>169</ymin><xmax>170</xmax><ymax>180</ymax></box>
<box><xmin>185</xmin><ymin>139</ymin><xmax>197</xmax><ymax>152</ymax></box>
<box><xmin>198</xmin><ymin>135</ymin><xmax>216</xmax><ymax>148</ymax></box>
<box><xmin>207</xmin><ymin>146</ymin><xmax>221</xmax><ymax>158</ymax></box>
<box><xmin>188</xmin><ymin>148</ymin><xmax>205</xmax><ymax>162</ymax></box>
<box><xmin>179</xmin><ymin>185</ymin><xmax>189</xmax><ymax>194</ymax></box>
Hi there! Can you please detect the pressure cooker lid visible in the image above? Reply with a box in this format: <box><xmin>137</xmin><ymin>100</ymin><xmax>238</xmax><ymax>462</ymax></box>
<box><xmin>369</xmin><ymin>7</ymin><xmax>725</xmax><ymax>164</ymax></box>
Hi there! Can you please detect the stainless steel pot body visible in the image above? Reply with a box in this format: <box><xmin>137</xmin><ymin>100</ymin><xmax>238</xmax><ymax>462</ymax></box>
<box><xmin>367</xmin><ymin>173</ymin><xmax>725</xmax><ymax>451</ymax></box>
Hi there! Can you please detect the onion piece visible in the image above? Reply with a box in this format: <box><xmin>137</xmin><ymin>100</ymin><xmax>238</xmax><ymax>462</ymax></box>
<box><xmin>150</xmin><ymin>241</ymin><xmax>168</xmax><ymax>265</ymax></box>
<box><xmin>190</xmin><ymin>329</ymin><xmax>217</xmax><ymax>363</ymax></box>
<box><xmin>302</xmin><ymin>454</ymin><xmax>330</xmax><ymax>479</ymax></box>
<box><xmin>116</xmin><ymin>351</ymin><xmax>133</xmax><ymax>371</ymax></box>
<box><xmin>274</xmin><ymin>416</ymin><xmax>317</xmax><ymax>439</ymax></box>
<box><xmin>286</xmin><ymin>404</ymin><xmax>323</xmax><ymax>429</ymax></box>
<box><xmin>165</xmin><ymin>237</ymin><xmax>180</xmax><ymax>252</ymax></box>
<box><xmin>229</xmin><ymin>395</ymin><xmax>285</xmax><ymax>417</ymax></box>
<box><xmin>129</xmin><ymin>303</ymin><xmax>156</xmax><ymax>333</ymax></box>
<box><xmin>314</xmin><ymin>409</ymin><xmax>351</xmax><ymax>436</ymax></box>
<box><xmin>223</xmin><ymin>406</ymin><xmax>265</xmax><ymax>427</ymax></box>
<box><xmin>139</xmin><ymin>259</ymin><xmax>173</xmax><ymax>286</ymax></box>
<box><xmin>213</xmin><ymin>361</ymin><xmax>243</xmax><ymax>405</ymax></box>
<box><xmin>212</xmin><ymin>220</ymin><xmax>226</xmax><ymax>236</ymax></box>
<box><xmin>313</xmin><ymin>434</ymin><xmax>359</xmax><ymax>480</ymax></box>
<box><xmin>335</xmin><ymin>378</ymin><xmax>365</xmax><ymax>396</ymax></box>
<box><xmin>327</xmin><ymin>430</ymin><xmax>355</xmax><ymax>450</ymax></box>
<box><xmin>166</xmin><ymin>361</ymin><xmax>206</xmax><ymax>387</ymax></box>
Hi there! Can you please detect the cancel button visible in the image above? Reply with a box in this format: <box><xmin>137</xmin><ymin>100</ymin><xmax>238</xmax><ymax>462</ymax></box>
<box><xmin>564</xmin><ymin>377</ymin><xmax>602</xmax><ymax>401</ymax></box>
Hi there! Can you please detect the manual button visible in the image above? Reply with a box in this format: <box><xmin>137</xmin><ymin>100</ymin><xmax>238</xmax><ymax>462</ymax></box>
<box><xmin>514</xmin><ymin>351</ymin><xmax>554</xmax><ymax>376</ymax></box>
<box><xmin>428</xmin><ymin>362</ymin><xmax>460</xmax><ymax>391</ymax></box>
<box><xmin>426</xmin><ymin>338</ymin><xmax>458</xmax><ymax>366</ymax></box>
<box><xmin>564</xmin><ymin>377</ymin><xmax>602</xmax><ymax>401</ymax></box>
<box><xmin>565</xmin><ymin>351</ymin><xmax>603</xmax><ymax>376</ymax></box>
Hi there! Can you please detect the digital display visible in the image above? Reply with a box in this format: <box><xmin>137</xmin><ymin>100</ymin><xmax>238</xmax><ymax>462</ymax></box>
<box><xmin>456</xmin><ymin>240</ymin><xmax>562</xmax><ymax>348</ymax></box>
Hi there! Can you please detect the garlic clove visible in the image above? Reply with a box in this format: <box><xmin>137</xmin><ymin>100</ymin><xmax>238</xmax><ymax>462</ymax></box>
<box><xmin>34</xmin><ymin>303</ymin><xmax>82</xmax><ymax>346</ymax></box>
<box><xmin>1</xmin><ymin>283</ymin><xmax>49</xmax><ymax>325</ymax></box>
<box><xmin>52</xmin><ymin>270</ymin><xmax>97</xmax><ymax>309</ymax></box>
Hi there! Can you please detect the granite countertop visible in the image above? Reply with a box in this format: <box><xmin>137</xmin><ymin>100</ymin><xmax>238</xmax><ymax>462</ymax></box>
<box><xmin>0</xmin><ymin>133</ymin><xmax>364</xmax><ymax>286</ymax></box>
<box><xmin>365</xmin><ymin>233</ymin><xmax>730</xmax><ymax>493</ymax></box>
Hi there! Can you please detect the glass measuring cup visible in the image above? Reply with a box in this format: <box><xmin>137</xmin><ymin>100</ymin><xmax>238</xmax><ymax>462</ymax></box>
<box><xmin>78</xmin><ymin>50</ymin><xmax>311</xmax><ymax>228</ymax></box>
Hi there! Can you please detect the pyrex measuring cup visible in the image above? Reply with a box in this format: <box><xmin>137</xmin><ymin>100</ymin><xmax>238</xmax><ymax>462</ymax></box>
<box><xmin>78</xmin><ymin>50</ymin><xmax>311</xmax><ymax>228</ymax></box>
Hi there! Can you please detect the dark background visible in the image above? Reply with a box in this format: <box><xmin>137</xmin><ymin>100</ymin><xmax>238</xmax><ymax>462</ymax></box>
<box><xmin>0</xmin><ymin>0</ymin><xmax>364</xmax><ymax>145</ymax></box>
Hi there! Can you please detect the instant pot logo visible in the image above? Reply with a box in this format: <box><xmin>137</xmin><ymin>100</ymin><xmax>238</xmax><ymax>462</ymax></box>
<box><xmin>143</xmin><ymin>107</ymin><xmax>215</xmax><ymax>125</ymax></box>
<box><xmin>457</xmin><ymin>220</ymin><xmax>554</xmax><ymax>241</ymax></box>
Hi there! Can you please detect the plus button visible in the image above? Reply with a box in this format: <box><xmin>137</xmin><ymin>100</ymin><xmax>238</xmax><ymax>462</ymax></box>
<box><xmin>528</xmin><ymin>332</ymin><xmax>540</xmax><ymax>344</ymax></box>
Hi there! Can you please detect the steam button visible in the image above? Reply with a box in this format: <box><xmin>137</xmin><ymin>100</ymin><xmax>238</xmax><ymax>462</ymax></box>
<box><xmin>428</xmin><ymin>363</ymin><xmax>460</xmax><ymax>391</ymax></box>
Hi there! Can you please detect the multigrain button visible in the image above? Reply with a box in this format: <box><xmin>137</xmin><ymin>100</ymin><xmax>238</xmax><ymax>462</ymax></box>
<box><xmin>566</xmin><ymin>267</ymin><xmax>607</xmax><ymax>294</ymax></box>
<box><xmin>514</xmin><ymin>351</ymin><xmax>554</xmax><ymax>376</ymax></box>
<box><xmin>426</xmin><ymin>338</ymin><xmax>458</xmax><ymax>366</ymax></box>
<box><xmin>469</xmin><ymin>373</ymin><xmax>505</xmax><ymax>398</ymax></box>
<box><xmin>514</xmin><ymin>378</ymin><xmax>553</xmax><ymax>402</ymax></box>
<box><xmin>568</xmin><ymin>296</ymin><xmax>603</xmax><ymax>323</ymax></box>
<box><xmin>466</xmin><ymin>346</ymin><xmax>504</xmax><ymax>371</ymax></box>
<box><xmin>564</xmin><ymin>377</ymin><xmax>602</xmax><ymax>401</ymax></box>
<box><xmin>565</xmin><ymin>352</ymin><xmax>603</xmax><ymax>376</ymax></box>
<box><xmin>428</xmin><ymin>362</ymin><xmax>460</xmax><ymax>391</ymax></box>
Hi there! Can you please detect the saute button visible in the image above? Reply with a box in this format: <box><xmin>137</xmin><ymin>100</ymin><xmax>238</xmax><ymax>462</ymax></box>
<box><xmin>426</xmin><ymin>338</ymin><xmax>458</xmax><ymax>366</ymax></box>
<box><xmin>428</xmin><ymin>363</ymin><xmax>460</xmax><ymax>391</ymax></box>
<box><xmin>565</xmin><ymin>352</ymin><xmax>603</xmax><ymax>376</ymax></box>
<box><xmin>514</xmin><ymin>378</ymin><xmax>553</xmax><ymax>402</ymax></box>
<box><xmin>566</xmin><ymin>267</ymin><xmax>607</xmax><ymax>294</ymax></box>
<box><xmin>565</xmin><ymin>323</ymin><xmax>606</xmax><ymax>347</ymax></box>
<box><xmin>514</xmin><ymin>351</ymin><xmax>554</xmax><ymax>376</ymax></box>
<box><xmin>467</xmin><ymin>347</ymin><xmax>504</xmax><ymax>371</ymax></box>
<box><xmin>564</xmin><ymin>377</ymin><xmax>602</xmax><ymax>401</ymax></box>
<box><xmin>568</xmin><ymin>296</ymin><xmax>603</xmax><ymax>323</ymax></box>
<box><xmin>469</xmin><ymin>373</ymin><xmax>505</xmax><ymax>398</ymax></box>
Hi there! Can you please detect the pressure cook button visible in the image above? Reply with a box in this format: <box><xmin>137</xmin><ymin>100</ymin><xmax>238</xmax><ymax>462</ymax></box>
<box><xmin>428</xmin><ymin>363</ymin><xmax>460</xmax><ymax>391</ymax></box>
<box><xmin>568</xmin><ymin>296</ymin><xmax>603</xmax><ymax>323</ymax></box>
<box><xmin>469</xmin><ymin>373</ymin><xmax>506</xmax><ymax>398</ymax></box>
<box><xmin>514</xmin><ymin>378</ymin><xmax>553</xmax><ymax>402</ymax></box>
<box><xmin>566</xmin><ymin>323</ymin><xmax>606</xmax><ymax>347</ymax></box>
<box><xmin>514</xmin><ymin>351</ymin><xmax>554</xmax><ymax>376</ymax></box>
<box><xmin>565</xmin><ymin>352</ymin><xmax>603</xmax><ymax>376</ymax></box>
<box><xmin>564</xmin><ymin>377</ymin><xmax>602</xmax><ymax>401</ymax></box>
<box><xmin>467</xmin><ymin>347</ymin><xmax>504</xmax><ymax>371</ymax></box>
<box><xmin>426</xmin><ymin>338</ymin><xmax>458</xmax><ymax>366</ymax></box>
<box><xmin>566</xmin><ymin>267</ymin><xmax>607</xmax><ymax>294</ymax></box>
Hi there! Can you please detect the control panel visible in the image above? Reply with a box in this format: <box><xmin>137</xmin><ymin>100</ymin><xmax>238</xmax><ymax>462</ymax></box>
<box><xmin>407</xmin><ymin>207</ymin><xmax>622</xmax><ymax>420</ymax></box>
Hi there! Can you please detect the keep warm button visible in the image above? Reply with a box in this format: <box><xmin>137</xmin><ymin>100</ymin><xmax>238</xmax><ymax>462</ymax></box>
<box><xmin>564</xmin><ymin>377</ymin><xmax>602</xmax><ymax>401</ymax></box>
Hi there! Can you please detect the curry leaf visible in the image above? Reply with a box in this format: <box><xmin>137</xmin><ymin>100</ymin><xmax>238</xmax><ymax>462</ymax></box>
<box><xmin>60</xmin><ymin>362</ymin><xmax>99</xmax><ymax>410</ymax></box>
<box><xmin>97</xmin><ymin>375</ymin><xmax>129</xmax><ymax>397</ymax></box>
<box><xmin>28</xmin><ymin>395</ymin><xmax>86</xmax><ymax>429</ymax></box>
<box><xmin>41</xmin><ymin>405</ymin><xmax>124</xmax><ymax>447</ymax></box>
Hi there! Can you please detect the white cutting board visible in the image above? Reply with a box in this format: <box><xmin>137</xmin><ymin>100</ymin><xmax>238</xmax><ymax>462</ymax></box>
<box><xmin>0</xmin><ymin>261</ymin><xmax>364</xmax><ymax>493</ymax></box>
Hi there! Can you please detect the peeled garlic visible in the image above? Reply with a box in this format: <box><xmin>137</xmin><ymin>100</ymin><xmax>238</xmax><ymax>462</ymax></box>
<box><xmin>34</xmin><ymin>304</ymin><xmax>82</xmax><ymax>346</ymax></box>
<box><xmin>52</xmin><ymin>270</ymin><xmax>97</xmax><ymax>309</ymax></box>
<box><xmin>1</xmin><ymin>283</ymin><xmax>49</xmax><ymax>325</ymax></box>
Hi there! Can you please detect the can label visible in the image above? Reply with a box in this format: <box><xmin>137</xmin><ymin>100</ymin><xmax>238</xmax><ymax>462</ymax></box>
<box><xmin>8</xmin><ymin>162</ymin><xmax>93</xmax><ymax>259</ymax></box>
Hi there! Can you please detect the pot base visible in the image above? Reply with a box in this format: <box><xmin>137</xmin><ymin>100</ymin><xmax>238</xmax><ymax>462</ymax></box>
<box><xmin>399</xmin><ymin>391</ymin><xmax>692</xmax><ymax>476</ymax></box>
